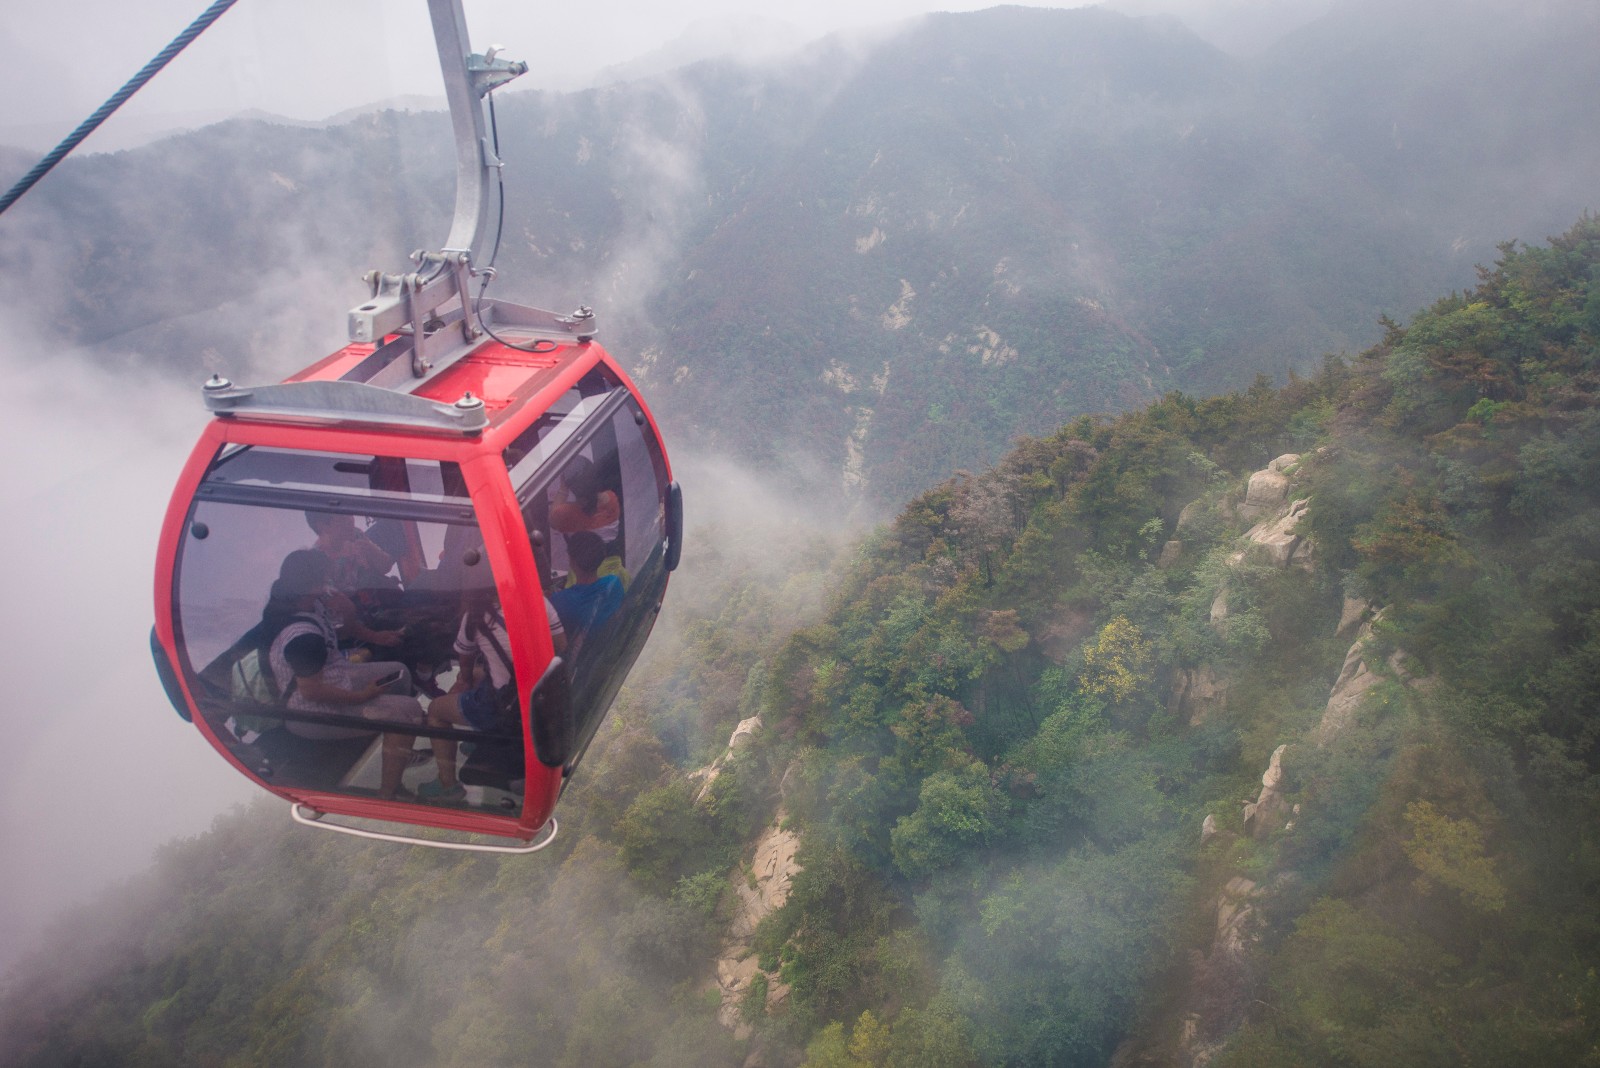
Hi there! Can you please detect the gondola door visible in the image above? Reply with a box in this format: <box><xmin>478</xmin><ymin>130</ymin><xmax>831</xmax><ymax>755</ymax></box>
<box><xmin>501</xmin><ymin>365</ymin><xmax>676</xmax><ymax>781</ymax></box>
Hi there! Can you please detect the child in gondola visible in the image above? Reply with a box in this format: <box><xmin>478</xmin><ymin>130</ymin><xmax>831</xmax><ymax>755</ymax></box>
<box><xmin>418</xmin><ymin>586</ymin><xmax>565</xmax><ymax>800</ymax></box>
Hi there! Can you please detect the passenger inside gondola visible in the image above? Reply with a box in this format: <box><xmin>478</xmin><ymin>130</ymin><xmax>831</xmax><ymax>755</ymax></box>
<box><xmin>177</xmin><ymin>446</ymin><xmax>556</xmax><ymax>803</ymax></box>
<box><xmin>549</xmin><ymin>452</ymin><xmax>629</xmax><ymax>589</ymax></box>
<box><xmin>265</xmin><ymin>549</ymin><xmax>423</xmax><ymax>799</ymax></box>
<box><xmin>549</xmin><ymin>531</ymin><xmax>624</xmax><ymax>651</ymax></box>
<box><xmin>306</xmin><ymin>511</ymin><xmax>393</xmax><ymax>588</ymax></box>
<box><xmin>417</xmin><ymin>587</ymin><xmax>566</xmax><ymax>801</ymax></box>
<box><xmin>550</xmin><ymin>455</ymin><xmax>619</xmax><ymax>537</ymax></box>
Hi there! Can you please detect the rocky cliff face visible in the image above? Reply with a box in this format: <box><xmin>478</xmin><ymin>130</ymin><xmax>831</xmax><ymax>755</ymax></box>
<box><xmin>1131</xmin><ymin>454</ymin><xmax>1413</xmax><ymax>1066</ymax></box>
<box><xmin>715</xmin><ymin>821</ymin><xmax>801</xmax><ymax>1038</ymax></box>
<box><xmin>691</xmin><ymin>718</ymin><xmax>804</xmax><ymax>1042</ymax></box>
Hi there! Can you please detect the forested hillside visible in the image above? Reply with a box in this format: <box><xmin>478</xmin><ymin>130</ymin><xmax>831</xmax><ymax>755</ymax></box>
<box><xmin>6</xmin><ymin>217</ymin><xmax>1599</xmax><ymax>1066</ymax></box>
<box><xmin>3</xmin><ymin>1</ymin><xmax>1596</xmax><ymax>502</ymax></box>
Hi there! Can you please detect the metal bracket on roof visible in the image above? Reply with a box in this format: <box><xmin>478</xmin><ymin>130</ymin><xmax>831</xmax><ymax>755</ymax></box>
<box><xmin>343</xmin><ymin>299</ymin><xmax>598</xmax><ymax>394</ymax></box>
<box><xmin>199</xmin><ymin>0</ymin><xmax>588</xmax><ymax>427</ymax></box>
<box><xmin>338</xmin><ymin>0</ymin><xmax>536</xmax><ymax>394</ymax></box>
<box><xmin>201</xmin><ymin>375</ymin><xmax>490</xmax><ymax>435</ymax></box>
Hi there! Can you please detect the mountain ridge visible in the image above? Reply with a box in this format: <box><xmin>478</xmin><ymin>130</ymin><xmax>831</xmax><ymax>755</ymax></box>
<box><xmin>1</xmin><ymin>2</ymin><xmax>1594</xmax><ymax>508</ymax></box>
<box><xmin>7</xmin><ymin>213</ymin><xmax>1599</xmax><ymax>1068</ymax></box>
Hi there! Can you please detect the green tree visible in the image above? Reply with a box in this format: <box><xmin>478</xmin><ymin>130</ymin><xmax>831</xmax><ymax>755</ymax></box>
<box><xmin>890</xmin><ymin>760</ymin><xmax>999</xmax><ymax>880</ymax></box>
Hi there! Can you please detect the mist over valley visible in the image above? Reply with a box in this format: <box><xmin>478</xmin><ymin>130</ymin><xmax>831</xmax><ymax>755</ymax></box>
<box><xmin>3</xmin><ymin>1</ymin><xmax>1599</xmax><ymax>1064</ymax></box>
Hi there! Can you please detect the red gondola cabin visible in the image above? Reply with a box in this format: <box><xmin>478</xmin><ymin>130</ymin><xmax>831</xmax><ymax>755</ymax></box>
<box><xmin>151</xmin><ymin>333</ymin><xmax>681</xmax><ymax>844</ymax></box>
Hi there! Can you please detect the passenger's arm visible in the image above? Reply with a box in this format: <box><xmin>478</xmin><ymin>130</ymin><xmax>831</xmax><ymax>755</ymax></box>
<box><xmin>297</xmin><ymin>672</ymin><xmax>382</xmax><ymax>705</ymax></box>
<box><xmin>325</xmin><ymin>588</ymin><xmax>403</xmax><ymax>646</ymax></box>
<box><xmin>449</xmin><ymin>650</ymin><xmax>481</xmax><ymax>693</ymax></box>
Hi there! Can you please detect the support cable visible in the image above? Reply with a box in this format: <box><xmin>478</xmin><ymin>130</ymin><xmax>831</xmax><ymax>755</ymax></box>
<box><xmin>0</xmin><ymin>0</ymin><xmax>242</xmax><ymax>218</ymax></box>
<box><xmin>474</xmin><ymin>91</ymin><xmax>557</xmax><ymax>354</ymax></box>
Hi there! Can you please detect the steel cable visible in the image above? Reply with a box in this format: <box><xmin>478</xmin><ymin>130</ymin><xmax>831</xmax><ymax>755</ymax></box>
<box><xmin>0</xmin><ymin>0</ymin><xmax>242</xmax><ymax>218</ymax></box>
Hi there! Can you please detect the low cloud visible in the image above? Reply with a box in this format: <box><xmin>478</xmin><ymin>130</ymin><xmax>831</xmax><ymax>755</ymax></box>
<box><xmin>0</xmin><ymin>336</ymin><xmax>257</xmax><ymax>976</ymax></box>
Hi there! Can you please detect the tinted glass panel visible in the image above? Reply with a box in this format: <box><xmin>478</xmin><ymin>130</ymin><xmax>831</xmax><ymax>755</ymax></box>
<box><xmin>204</xmin><ymin>447</ymin><xmax>471</xmax><ymax>503</ymax></box>
<box><xmin>502</xmin><ymin>366</ymin><xmax>620</xmax><ymax>490</ymax></box>
<box><xmin>175</xmin><ymin>445</ymin><xmax>528</xmax><ymax>813</ymax></box>
<box><xmin>505</xmin><ymin>388</ymin><xmax>669</xmax><ymax>768</ymax></box>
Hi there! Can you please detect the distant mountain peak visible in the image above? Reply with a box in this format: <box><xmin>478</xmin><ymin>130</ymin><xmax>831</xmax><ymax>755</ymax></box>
<box><xmin>591</xmin><ymin>13</ymin><xmax>816</xmax><ymax>86</ymax></box>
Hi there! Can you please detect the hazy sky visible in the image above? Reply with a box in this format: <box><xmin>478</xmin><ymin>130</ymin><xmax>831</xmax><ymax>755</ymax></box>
<box><xmin>0</xmin><ymin>0</ymin><xmax>1016</xmax><ymax>144</ymax></box>
<box><xmin>0</xmin><ymin>0</ymin><xmax>1312</xmax><ymax>151</ymax></box>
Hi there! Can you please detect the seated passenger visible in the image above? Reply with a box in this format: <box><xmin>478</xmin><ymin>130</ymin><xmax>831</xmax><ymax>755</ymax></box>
<box><xmin>305</xmin><ymin>511</ymin><xmax>397</xmax><ymax>595</ymax></box>
<box><xmin>549</xmin><ymin>532</ymin><xmax>625</xmax><ymax>646</ymax></box>
<box><xmin>266</xmin><ymin>549</ymin><xmax>423</xmax><ymax>800</ymax></box>
<box><xmin>419</xmin><ymin>589</ymin><xmax>566</xmax><ymax>801</ymax></box>
<box><xmin>549</xmin><ymin>456</ymin><xmax>620</xmax><ymax>539</ymax></box>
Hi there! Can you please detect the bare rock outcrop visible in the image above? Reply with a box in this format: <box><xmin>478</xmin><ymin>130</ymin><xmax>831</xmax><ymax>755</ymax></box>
<box><xmin>1336</xmin><ymin>595</ymin><xmax>1371</xmax><ymax>638</ymax></box>
<box><xmin>692</xmin><ymin>715</ymin><xmax>763</xmax><ymax>803</ymax></box>
<box><xmin>1209</xmin><ymin>587</ymin><xmax>1230</xmax><ymax>628</ymax></box>
<box><xmin>1210</xmin><ymin>458</ymin><xmax>1315</xmax><ymax>637</ymax></box>
<box><xmin>1241</xmin><ymin>744</ymin><xmax>1291</xmax><ymax>840</ymax></box>
<box><xmin>715</xmin><ymin>820</ymin><xmax>801</xmax><ymax>1036</ymax></box>
<box><xmin>1213</xmin><ymin>877</ymin><xmax>1262</xmax><ymax>958</ymax></box>
<box><xmin>1314</xmin><ymin>620</ymin><xmax>1384</xmax><ymax>746</ymax></box>
<box><xmin>730</xmin><ymin>823</ymin><xmax>801</xmax><ymax>942</ymax></box>
<box><xmin>1157</xmin><ymin>539</ymin><xmax>1184</xmax><ymax>568</ymax></box>
<box><xmin>1171</xmin><ymin>665</ymin><xmax>1229</xmax><ymax>726</ymax></box>
<box><xmin>1237</xmin><ymin>498</ymin><xmax>1313</xmax><ymax>571</ymax></box>
<box><xmin>687</xmin><ymin>717</ymin><xmax>805</xmax><ymax>1037</ymax></box>
<box><xmin>1168</xmin><ymin>877</ymin><xmax>1265</xmax><ymax>1068</ymax></box>
<box><xmin>1235</xmin><ymin>453</ymin><xmax>1300</xmax><ymax>523</ymax></box>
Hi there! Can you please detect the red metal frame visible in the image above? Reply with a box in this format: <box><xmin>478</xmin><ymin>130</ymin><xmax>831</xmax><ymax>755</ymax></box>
<box><xmin>154</xmin><ymin>337</ymin><xmax>671</xmax><ymax>840</ymax></box>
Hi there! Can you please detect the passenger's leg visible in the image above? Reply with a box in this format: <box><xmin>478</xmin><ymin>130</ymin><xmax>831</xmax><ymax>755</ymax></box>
<box><xmin>426</xmin><ymin>693</ymin><xmax>470</xmax><ymax>791</ymax></box>
<box><xmin>378</xmin><ymin>729</ymin><xmax>413</xmax><ymax>799</ymax></box>
<box><xmin>360</xmin><ymin>693</ymin><xmax>425</xmax><ymax>800</ymax></box>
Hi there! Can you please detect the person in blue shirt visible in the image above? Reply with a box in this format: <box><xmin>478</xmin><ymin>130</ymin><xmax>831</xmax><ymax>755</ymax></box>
<box><xmin>549</xmin><ymin>531</ymin><xmax>625</xmax><ymax>648</ymax></box>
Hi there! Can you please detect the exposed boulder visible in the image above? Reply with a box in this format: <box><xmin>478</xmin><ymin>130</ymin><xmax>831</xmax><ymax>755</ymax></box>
<box><xmin>1157</xmin><ymin>539</ymin><xmax>1184</xmax><ymax>569</ymax></box>
<box><xmin>1168</xmin><ymin>877</ymin><xmax>1264</xmax><ymax>1068</ymax></box>
<box><xmin>730</xmin><ymin>822</ymin><xmax>801</xmax><ymax>941</ymax></box>
<box><xmin>1238</xmin><ymin>498</ymin><xmax>1313</xmax><ymax>571</ymax></box>
<box><xmin>1171</xmin><ymin>664</ymin><xmax>1229</xmax><ymax>726</ymax></box>
<box><xmin>1241</xmin><ymin>744</ymin><xmax>1291</xmax><ymax>840</ymax></box>
<box><xmin>693</xmin><ymin>715</ymin><xmax>764</xmax><ymax>803</ymax></box>
<box><xmin>1209</xmin><ymin>587</ymin><xmax>1230</xmax><ymax>628</ymax></box>
<box><xmin>1214</xmin><ymin>877</ymin><xmax>1261</xmax><ymax>957</ymax></box>
<box><xmin>728</xmin><ymin>717</ymin><xmax>762</xmax><ymax>751</ymax></box>
<box><xmin>1314</xmin><ymin>619</ymin><xmax>1384</xmax><ymax>746</ymax></box>
<box><xmin>1209</xmin><ymin>458</ymin><xmax>1316</xmax><ymax>645</ymax></box>
<box><xmin>1336</xmin><ymin>595</ymin><xmax>1371</xmax><ymax>638</ymax></box>
<box><xmin>1235</xmin><ymin>453</ymin><xmax>1300</xmax><ymax>523</ymax></box>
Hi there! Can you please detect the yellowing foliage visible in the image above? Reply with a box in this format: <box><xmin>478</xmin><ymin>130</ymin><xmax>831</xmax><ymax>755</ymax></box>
<box><xmin>1403</xmin><ymin>800</ymin><xmax>1506</xmax><ymax>912</ymax></box>
<box><xmin>1077</xmin><ymin>615</ymin><xmax>1153</xmax><ymax>703</ymax></box>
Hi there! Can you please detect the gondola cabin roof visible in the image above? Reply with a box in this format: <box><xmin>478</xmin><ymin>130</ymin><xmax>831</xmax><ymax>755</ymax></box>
<box><xmin>202</xmin><ymin>334</ymin><xmax>620</xmax><ymax>453</ymax></box>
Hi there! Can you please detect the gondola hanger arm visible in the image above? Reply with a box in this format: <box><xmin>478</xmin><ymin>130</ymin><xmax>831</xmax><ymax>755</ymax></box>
<box><xmin>342</xmin><ymin>0</ymin><xmax>530</xmax><ymax>385</ymax></box>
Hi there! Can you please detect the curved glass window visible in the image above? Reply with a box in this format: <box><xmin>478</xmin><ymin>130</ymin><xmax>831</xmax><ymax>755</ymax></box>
<box><xmin>175</xmin><ymin>447</ymin><xmax>525</xmax><ymax>811</ymax></box>
<box><xmin>503</xmin><ymin>378</ymin><xmax>670</xmax><ymax>770</ymax></box>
